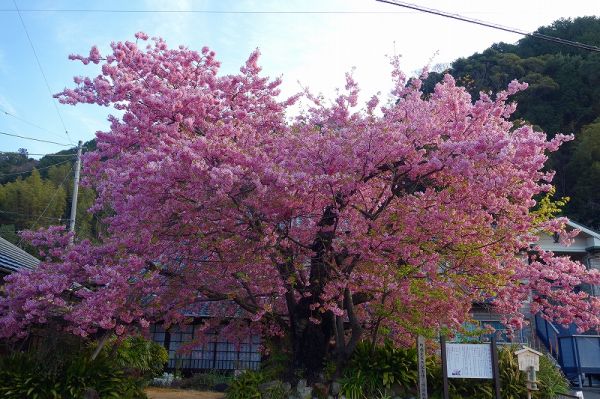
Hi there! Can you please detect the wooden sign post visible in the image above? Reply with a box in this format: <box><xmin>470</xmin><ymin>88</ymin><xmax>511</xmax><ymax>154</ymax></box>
<box><xmin>417</xmin><ymin>335</ymin><xmax>428</xmax><ymax>399</ymax></box>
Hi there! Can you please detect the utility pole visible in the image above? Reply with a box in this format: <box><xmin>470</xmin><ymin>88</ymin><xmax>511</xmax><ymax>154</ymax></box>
<box><xmin>68</xmin><ymin>140</ymin><xmax>83</xmax><ymax>243</ymax></box>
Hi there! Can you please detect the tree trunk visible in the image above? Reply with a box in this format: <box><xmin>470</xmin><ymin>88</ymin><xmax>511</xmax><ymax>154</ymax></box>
<box><xmin>290</xmin><ymin>301</ymin><xmax>334</xmax><ymax>383</ymax></box>
<box><xmin>285</xmin><ymin>204</ymin><xmax>364</xmax><ymax>383</ymax></box>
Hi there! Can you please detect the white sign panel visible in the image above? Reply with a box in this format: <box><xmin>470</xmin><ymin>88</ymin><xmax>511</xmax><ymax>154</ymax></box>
<box><xmin>445</xmin><ymin>343</ymin><xmax>493</xmax><ymax>379</ymax></box>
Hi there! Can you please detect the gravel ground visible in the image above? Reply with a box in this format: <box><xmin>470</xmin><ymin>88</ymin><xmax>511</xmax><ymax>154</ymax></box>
<box><xmin>145</xmin><ymin>387</ymin><xmax>225</xmax><ymax>399</ymax></box>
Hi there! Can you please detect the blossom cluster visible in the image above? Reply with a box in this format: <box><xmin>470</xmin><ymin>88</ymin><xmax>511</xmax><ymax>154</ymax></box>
<box><xmin>1</xmin><ymin>33</ymin><xmax>598</xmax><ymax>347</ymax></box>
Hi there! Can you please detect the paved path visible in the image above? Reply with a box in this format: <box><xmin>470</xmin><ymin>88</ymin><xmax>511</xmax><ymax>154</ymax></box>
<box><xmin>582</xmin><ymin>388</ymin><xmax>600</xmax><ymax>399</ymax></box>
<box><xmin>145</xmin><ymin>387</ymin><xmax>224</xmax><ymax>399</ymax></box>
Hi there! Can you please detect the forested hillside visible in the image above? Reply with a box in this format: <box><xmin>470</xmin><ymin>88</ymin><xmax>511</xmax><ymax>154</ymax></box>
<box><xmin>0</xmin><ymin>141</ymin><xmax>99</xmax><ymax>246</ymax></box>
<box><xmin>423</xmin><ymin>16</ymin><xmax>600</xmax><ymax>228</ymax></box>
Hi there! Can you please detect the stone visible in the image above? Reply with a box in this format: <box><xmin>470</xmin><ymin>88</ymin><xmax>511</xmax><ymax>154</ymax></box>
<box><xmin>297</xmin><ymin>378</ymin><xmax>308</xmax><ymax>389</ymax></box>
<box><xmin>313</xmin><ymin>382</ymin><xmax>329</xmax><ymax>399</ymax></box>
<box><xmin>330</xmin><ymin>381</ymin><xmax>341</xmax><ymax>396</ymax></box>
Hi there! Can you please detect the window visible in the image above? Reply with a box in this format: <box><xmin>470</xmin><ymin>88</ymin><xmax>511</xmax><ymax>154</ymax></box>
<box><xmin>150</xmin><ymin>323</ymin><xmax>260</xmax><ymax>371</ymax></box>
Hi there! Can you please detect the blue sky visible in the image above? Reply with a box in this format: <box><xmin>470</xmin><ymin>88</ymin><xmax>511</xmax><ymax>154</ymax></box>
<box><xmin>1</xmin><ymin>0</ymin><xmax>598</xmax><ymax>157</ymax></box>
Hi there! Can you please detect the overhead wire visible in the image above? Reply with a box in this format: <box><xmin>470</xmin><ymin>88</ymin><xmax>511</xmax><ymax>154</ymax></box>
<box><xmin>0</xmin><ymin>151</ymin><xmax>75</xmax><ymax>157</ymax></box>
<box><xmin>0</xmin><ymin>106</ymin><xmax>70</xmax><ymax>141</ymax></box>
<box><xmin>0</xmin><ymin>9</ymin><xmax>421</xmax><ymax>14</ymax></box>
<box><xmin>376</xmin><ymin>0</ymin><xmax>600</xmax><ymax>52</ymax></box>
<box><xmin>0</xmin><ymin>130</ymin><xmax>71</xmax><ymax>147</ymax></box>
<box><xmin>0</xmin><ymin>209</ymin><xmax>69</xmax><ymax>222</ymax></box>
<box><xmin>12</xmin><ymin>0</ymin><xmax>74</xmax><ymax>144</ymax></box>
<box><xmin>0</xmin><ymin>158</ymin><xmax>74</xmax><ymax>178</ymax></box>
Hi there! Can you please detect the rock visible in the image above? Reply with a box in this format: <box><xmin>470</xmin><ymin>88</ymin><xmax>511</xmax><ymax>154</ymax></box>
<box><xmin>313</xmin><ymin>382</ymin><xmax>328</xmax><ymax>399</ymax></box>
<box><xmin>297</xmin><ymin>378</ymin><xmax>308</xmax><ymax>389</ymax></box>
<box><xmin>293</xmin><ymin>378</ymin><xmax>313</xmax><ymax>399</ymax></box>
<box><xmin>298</xmin><ymin>388</ymin><xmax>312</xmax><ymax>399</ymax></box>
<box><xmin>330</xmin><ymin>381</ymin><xmax>341</xmax><ymax>396</ymax></box>
<box><xmin>233</xmin><ymin>369</ymin><xmax>244</xmax><ymax>377</ymax></box>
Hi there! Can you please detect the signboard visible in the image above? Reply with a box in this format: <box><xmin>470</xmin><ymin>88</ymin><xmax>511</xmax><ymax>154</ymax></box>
<box><xmin>445</xmin><ymin>343</ymin><xmax>493</xmax><ymax>379</ymax></box>
<box><xmin>417</xmin><ymin>336</ymin><xmax>428</xmax><ymax>399</ymax></box>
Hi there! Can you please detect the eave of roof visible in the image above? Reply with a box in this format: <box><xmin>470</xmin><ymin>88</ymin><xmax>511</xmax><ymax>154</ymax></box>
<box><xmin>0</xmin><ymin>236</ymin><xmax>39</xmax><ymax>273</ymax></box>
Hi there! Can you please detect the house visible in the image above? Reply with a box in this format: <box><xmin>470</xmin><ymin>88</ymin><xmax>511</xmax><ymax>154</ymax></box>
<box><xmin>149</xmin><ymin>303</ymin><xmax>261</xmax><ymax>373</ymax></box>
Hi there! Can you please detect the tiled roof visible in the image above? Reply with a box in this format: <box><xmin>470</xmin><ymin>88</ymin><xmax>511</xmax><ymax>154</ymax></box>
<box><xmin>0</xmin><ymin>236</ymin><xmax>39</xmax><ymax>274</ymax></box>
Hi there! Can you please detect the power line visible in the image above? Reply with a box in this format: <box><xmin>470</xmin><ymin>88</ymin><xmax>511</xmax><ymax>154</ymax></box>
<box><xmin>0</xmin><ymin>209</ymin><xmax>69</xmax><ymax>222</ymax></box>
<box><xmin>0</xmin><ymin>130</ymin><xmax>70</xmax><ymax>147</ymax></box>
<box><xmin>0</xmin><ymin>8</ymin><xmax>422</xmax><ymax>14</ymax></box>
<box><xmin>17</xmin><ymin>164</ymin><xmax>74</xmax><ymax>247</ymax></box>
<box><xmin>0</xmin><ymin>151</ymin><xmax>75</xmax><ymax>157</ymax></box>
<box><xmin>0</xmin><ymin>158</ymin><xmax>74</xmax><ymax>178</ymax></box>
<box><xmin>12</xmin><ymin>0</ymin><xmax>74</xmax><ymax>144</ymax></box>
<box><xmin>0</xmin><ymin>106</ymin><xmax>70</xmax><ymax>141</ymax></box>
<box><xmin>376</xmin><ymin>0</ymin><xmax>600</xmax><ymax>53</ymax></box>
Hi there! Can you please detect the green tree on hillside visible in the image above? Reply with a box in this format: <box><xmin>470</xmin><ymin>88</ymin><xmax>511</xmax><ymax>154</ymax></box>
<box><xmin>566</xmin><ymin>119</ymin><xmax>600</xmax><ymax>226</ymax></box>
<box><xmin>421</xmin><ymin>16</ymin><xmax>600</xmax><ymax>228</ymax></box>
<box><xmin>0</xmin><ymin>169</ymin><xmax>67</xmax><ymax>243</ymax></box>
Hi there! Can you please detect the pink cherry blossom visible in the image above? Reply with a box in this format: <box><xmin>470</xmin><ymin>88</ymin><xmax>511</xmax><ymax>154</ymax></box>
<box><xmin>1</xmin><ymin>34</ymin><xmax>598</xmax><ymax>379</ymax></box>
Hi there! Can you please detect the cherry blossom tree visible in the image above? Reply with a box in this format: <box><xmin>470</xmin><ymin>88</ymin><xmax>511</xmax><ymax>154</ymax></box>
<box><xmin>1</xmin><ymin>33</ymin><xmax>598</xmax><ymax>380</ymax></box>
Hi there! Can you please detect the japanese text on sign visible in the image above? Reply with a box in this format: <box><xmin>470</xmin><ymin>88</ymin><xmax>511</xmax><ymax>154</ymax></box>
<box><xmin>445</xmin><ymin>343</ymin><xmax>493</xmax><ymax>379</ymax></box>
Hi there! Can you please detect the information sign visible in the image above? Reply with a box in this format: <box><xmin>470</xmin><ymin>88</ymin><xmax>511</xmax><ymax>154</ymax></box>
<box><xmin>445</xmin><ymin>343</ymin><xmax>493</xmax><ymax>379</ymax></box>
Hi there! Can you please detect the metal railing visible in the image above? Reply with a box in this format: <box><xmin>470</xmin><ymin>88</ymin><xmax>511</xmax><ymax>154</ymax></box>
<box><xmin>536</xmin><ymin>314</ymin><xmax>600</xmax><ymax>385</ymax></box>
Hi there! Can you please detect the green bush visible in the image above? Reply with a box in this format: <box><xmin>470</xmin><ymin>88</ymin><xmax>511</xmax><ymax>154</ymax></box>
<box><xmin>0</xmin><ymin>350</ymin><xmax>145</xmax><ymax>399</ymax></box>
<box><xmin>340</xmin><ymin>342</ymin><xmax>570</xmax><ymax>399</ymax></box>
<box><xmin>340</xmin><ymin>341</ymin><xmax>422</xmax><ymax>398</ymax></box>
<box><xmin>105</xmin><ymin>335</ymin><xmax>168</xmax><ymax>380</ymax></box>
<box><xmin>537</xmin><ymin>353</ymin><xmax>569</xmax><ymax>399</ymax></box>
<box><xmin>226</xmin><ymin>370</ymin><xmax>265</xmax><ymax>399</ymax></box>
<box><xmin>262</xmin><ymin>380</ymin><xmax>291</xmax><ymax>399</ymax></box>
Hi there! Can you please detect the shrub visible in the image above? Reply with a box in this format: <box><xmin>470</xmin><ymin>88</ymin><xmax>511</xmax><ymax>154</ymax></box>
<box><xmin>341</xmin><ymin>341</ymin><xmax>569</xmax><ymax>399</ymax></box>
<box><xmin>106</xmin><ymin>335</ymin><xmax>168</xmax><ymax>380</ymax></box>
<box><xmin>340</xmin><ymin>341</ymin><xmax>421</xmax><ymax>398</ymax></box>
<box><xmin>262</xmin><ymin>380</ymin><xmax>291</xmax><ymax>399</ymax></box>
<box><xmin>226</xmin><ymin>370</ymin><xmax>265</xmax><ymax>399</ymax></box>
<box><xmin>537</xmin><ymin>353</ymin><xmax>569</xmax><ymax>399</ymax></box>
<box><xmin>0</xmin><ymin>350</ymin><xmax>145</xmax><ymax>399</ymax></box>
